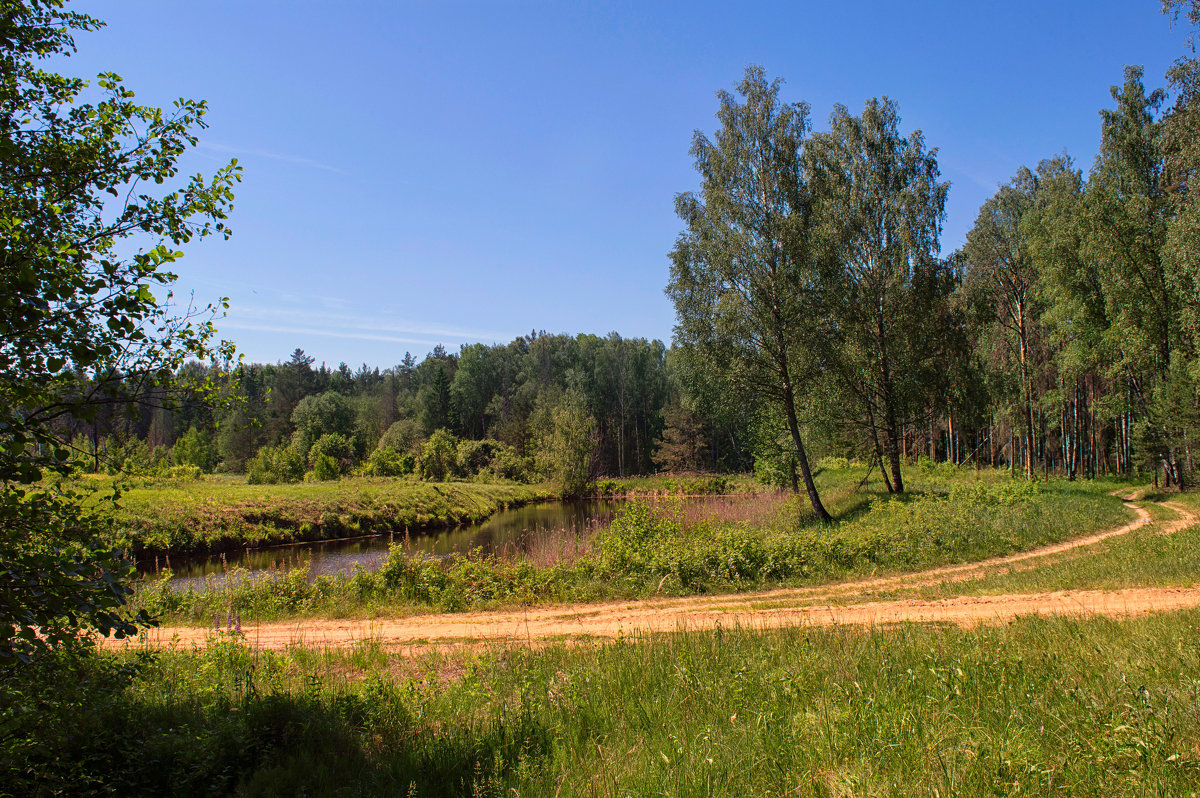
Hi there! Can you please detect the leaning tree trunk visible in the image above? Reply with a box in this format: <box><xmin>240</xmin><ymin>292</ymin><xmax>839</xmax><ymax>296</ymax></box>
<box><xmin>875</xmin><ymin>311</ymin><xmax>905</xmax><ymax>493</ymax></box>
<box><xmin>781</xmin><ymin>379</ymin><xmax>832</xmax><ymax>522</ymax></box>
<box><xmin>865</xmin><ymin>403</ymin><xmax>894</xmax><ymax>493</ymax></box>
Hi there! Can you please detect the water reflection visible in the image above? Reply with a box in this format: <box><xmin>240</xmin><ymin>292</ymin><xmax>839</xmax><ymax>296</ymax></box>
<box><xmin>140</xmin><ymin>499</ymin><xmax>625</xmax><ymax>588</ymax></box>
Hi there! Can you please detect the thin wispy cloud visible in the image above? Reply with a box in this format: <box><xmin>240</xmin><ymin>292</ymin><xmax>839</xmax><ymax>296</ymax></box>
<box><xmin>198</xmin><ymin>141</ymin><xmax>346</xmax><ymax>174</ymax></box>
<box><xmin>216</xmin><ymin>320</ymin><xmax>449</xmax><ymax>347</ymax></box>
<box><xmin>940</xmin><ymin>159</ymin><xmax>1000</xmax><ymax>193</ymax></box>
<box><xmin>319</xmin><ymin>296</ymin><xmax>354</xmax><ymax>311</ymax></box>
<box><xmin>224</xmin><ymin>304</ymin><xmax>514</xmax><ymax>346</ymax></box>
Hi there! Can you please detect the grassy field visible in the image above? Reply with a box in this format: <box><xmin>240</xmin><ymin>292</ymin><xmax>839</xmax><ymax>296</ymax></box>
<box><xmin>9</xmin><ymin>611</ymin><xmax>1200</xmax><ymax>796</ymax></box>
<box><xmin>15</xmin><ymin>469</ymin><xmax>1194</xmax><ymax>796</ymax></box>
<box><xmin>133</xmin><ymin>465</ymin><xmax>1134</xmax><ymax>623</ymax></box>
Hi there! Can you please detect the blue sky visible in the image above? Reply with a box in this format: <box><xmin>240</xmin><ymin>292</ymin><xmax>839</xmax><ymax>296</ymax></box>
<box><xmin>66</xmin><ymin>1</ymin><xmax>1189</xmax><ymax>369</ymax></box>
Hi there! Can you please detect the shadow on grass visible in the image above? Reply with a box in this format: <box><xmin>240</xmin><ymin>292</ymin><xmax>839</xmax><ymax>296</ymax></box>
<box><xmin>2</xmin><ymin>649</ymin><xmax>554</xmax><ymax>798</ymax></box>
<box><xmin>823</xmin><ymin>487</ymin><xmax>944</xmax><ymax>526</ymax></box>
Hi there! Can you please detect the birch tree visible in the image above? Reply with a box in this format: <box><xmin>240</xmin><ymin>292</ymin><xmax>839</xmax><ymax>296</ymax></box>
<box><xmin>666</xmin><ymin>66</ymin><xmax>833</xmax><ymax>520</ymax></box>
<box><xmin>806</xmin><ymin>99</ymin><xmax>950</xmax><ymax>493</ymax></box>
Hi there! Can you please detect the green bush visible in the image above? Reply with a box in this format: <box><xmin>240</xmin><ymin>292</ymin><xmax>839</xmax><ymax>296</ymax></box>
<box><xmin>453</xmin><ymin>438</ymin><xmax>531</xmax><ymax>481</ymax></box>
<box><xmin>166</xmin><ymin>464</ymin><xmax>202</xmax><ymax>481</ymax></box>
<box><xmin>377</xmin><ymin>418</ymin><xmax>424</xmax><ymax>455</ymax></box>
<box><xmin>290</xmin><ymin>392</ymin><xmax>356</xmax><ymax>455</ymax></box>
<box><xmin>246</xmin><ymin>444</ymin><xmax>306</xmax><ymax>485</ymax></box>
<box><xmin>308</xmin><ymin>432</ymin><xmax>355</xmax><ymax>475</ymax></box>
<box><xmin>360</xmin><ymin>446</ymin><xmax>414</xmax><ymax>477</ymax></box>
<box><xmin>312</xmin><ymin>453</ymin><xmax>341</xmax><ymax>481</ymax></box>
<box><xmin>421</xmin><ymin>429</ymin><xmax>458</xmax><ymax>481</ymax></box>
<box><xmin>534</xmin><ymin>391</ymin><xmax>598</xmax><ymax>498</ymax></box>
<box><xmin>815</xmin><ymin>455</ymin><xmax>851</xmax><ymax>470</ymax></box>
<box><xmin>489</xmin><ymin>443</ymin><xmax>534</xmax><ymax>482</ymax></box>
<box><xmin>172</xmin><ymin>426</ymin><xmax>215</xmax><ymax>472</ymax></box>
<box><xmin>752</xmin><ymin>448</ymin><xmax>796</xmax><ymax>489</ymax></box>
<box><xmin>98</xmin><ymin>435</ymin><xmax>157</xmax><ymax>476</ymax></box>
<box><xmin>456</xmin><ymin>438</ymin><xmax>502</xmax><ymax>476</ymax></box>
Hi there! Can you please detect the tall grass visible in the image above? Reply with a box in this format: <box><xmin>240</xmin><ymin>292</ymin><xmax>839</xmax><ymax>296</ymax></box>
<box><xmin>9</xmin><ymin>611</ymin><xmax>1200</xmax><ymax>795</ymax></box>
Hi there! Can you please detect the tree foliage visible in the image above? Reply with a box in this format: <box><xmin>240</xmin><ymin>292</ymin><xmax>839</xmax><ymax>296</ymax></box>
<box><xmin>666</xmin><ymin>65</ymin><xmax>833</xmax><ymax>519</ymax></box>
<box><xmin>0</xmin><ymin>0</ymin><xmax>239</xmax><ymax>658</ymax></box>
<box><xmin>807</xmin><ymin>98</ymin><xmax>951</xmax><ymax>493</ymax></box>
<box><xmin>535</xmin><ymin>390</ymin><xmax>599</xmax><ymax>499</ymax></box>
<box><xmin>953</xmin><ymin>17</ymin><xmax>1200</xmax><ymax>487</ymax></box>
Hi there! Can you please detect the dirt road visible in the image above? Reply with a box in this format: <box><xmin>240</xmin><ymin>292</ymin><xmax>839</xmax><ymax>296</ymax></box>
<box><xmin>119</xmin><ymin>494</ymin><xmax>1198</xmax><ymax>651</ymax></box>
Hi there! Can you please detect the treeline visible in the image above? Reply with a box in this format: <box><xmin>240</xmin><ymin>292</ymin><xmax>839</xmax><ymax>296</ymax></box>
<box><xmin>59</xmin><ymin>332</ymin><xmax>750</xmax><ymax>487</ymax></box>
<box><xmin>770</xmin><ymin>58</ymin><xmax>1200</xmax><ymax>489</ymax></box>
<box><xmin>952</xmin><ymin>61</ymin><xmax>1198</xmax><ymax>488</ymax></box>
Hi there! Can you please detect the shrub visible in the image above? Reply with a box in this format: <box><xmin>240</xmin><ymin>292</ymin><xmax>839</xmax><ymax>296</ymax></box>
<box><xmin>456</xmin><ymin>438</ymin><xmax>503</xmax><ymax>477</ymax></box>
<box><xmin>534</xmin><ymin>391</ymin><xmax>598</xmax><ymax>498</ymax></box>
<box><xmin>308</xmin><ymin>432</ymin><xmax>355</xmax><ymax>475</ymax></box>
<box><xmin>312</xmin><ymin>453</ymin><xmax>340</xmax><ymax>481</ymax></box>
<box><xmin>246</xmin><ymin>444</ymin><xmax>306</xmax><ymax>484</ymax></box>
<box><xmin>421</xmin><ymin>429</ymin><xmax>459</xmax><ymax>481</ymax></box>
<box><xmin>753</xmin><ymin>449</ymin><xmax>795</xmax><ymax>489</ymax></box>
<box><xmin>98</xmin><ymin>435</ymin><xmax>157</xmax><ymax>475</ymax></box>
<box><xmin>67</xmin><ymin>434</ymin><xmax>96</xmax><ymax>472</ymax></box>
<box><xmin>815</xmin><ymin>455</ymin><xmax>851</xmax><ymax>470</ymax></box>
<box><xmin>166</xmin><ymin>464</ymin><xmax>202</xmax><ymax>481</ymax></box>
<box><xmin>378</xmin><ymin>418</ymin><xmax>424</xmax><ymax>455</ymax></box>
<box><xmin>595</xmin><ymin>479</ymin><xmax>622</xmax><ymax>497</ymax></box>
<box><xmin>361</xmin><ymin>446</ymin><xmax>414</xmax><ymax>477</ymax></box>
<box><xmin>290</xmin><ymin>392</ymin><xmax>356</xmax><ymax>454</ymax></box>
<box><xmin>172</xmin><ymin>426</ymin><xmax>215</xmax><ymax>472</ymax></box>
<box><xmin>489</xmin><ymin>443</ymin><xmax>534</xmax><ymax>482</ymax></box>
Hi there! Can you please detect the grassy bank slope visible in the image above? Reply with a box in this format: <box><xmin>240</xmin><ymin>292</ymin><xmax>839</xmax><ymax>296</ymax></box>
<box><xmin>97</xmin><ymin>473</ymin><xmax>749</xmax><ymax>557</ymax></box>
<box><xmin>107</xmin><ymin>479</ymin><xmax>552</xmax><ymax>555</ymax></box>
<box><xmin>10</xmin><ymin>611</ymin><xmax>1200</xmax><ymax>795</ymax></box>
<box><xmin>890</xmin><ymin>489</ymin><xmax>1200</xmax><ymax>600</ymax></box>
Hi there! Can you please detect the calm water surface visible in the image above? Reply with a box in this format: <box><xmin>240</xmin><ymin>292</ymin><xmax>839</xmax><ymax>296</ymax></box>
<box><xmin>140</xmin><ymin>499</ymin><xmax>626</xmax><ymax>589</ymax></box>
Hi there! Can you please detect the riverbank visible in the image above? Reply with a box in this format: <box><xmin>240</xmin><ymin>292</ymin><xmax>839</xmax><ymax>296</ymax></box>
<box><xmin>94</xmin><ymin>473</ymin><xmax>753</xmax><ymax>557</ymax></box>
<box><xmin>103</xmin><ymin>479</ymin><xmax>550</xmax><ymax>556</ymax></box>
<box><xmin>132</xmin><ymin>468</ymin><xmax>1134</xmax><ymax>624</ymax></box>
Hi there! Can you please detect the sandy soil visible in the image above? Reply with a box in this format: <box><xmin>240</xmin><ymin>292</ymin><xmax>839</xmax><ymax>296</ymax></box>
<box><xmin>114</xmin><ymin>493</ymin><xmax>1199</xmax><ymax>652</ymax></box>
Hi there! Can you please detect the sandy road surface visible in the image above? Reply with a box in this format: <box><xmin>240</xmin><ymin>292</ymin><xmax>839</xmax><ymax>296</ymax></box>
<box><xmin>116</xmin><ymin>494</ymin><xmax>1199</xmax><ymax>652</ymax></box>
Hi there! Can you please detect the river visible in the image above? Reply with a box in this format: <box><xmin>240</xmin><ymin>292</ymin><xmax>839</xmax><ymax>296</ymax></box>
<box><xmin>139</xmin><ymin>499</ymin><xmax>628</xmax><ymax>588</ymax></box>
